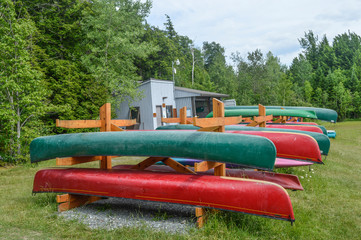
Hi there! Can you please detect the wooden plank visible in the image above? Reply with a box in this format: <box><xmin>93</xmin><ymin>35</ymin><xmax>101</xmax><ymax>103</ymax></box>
<box><xmin>56</xmin><ymin>194</ymin><xmax>70</xmax><ymax>203</ymax></box>
<box><xmin>214</xmin><ymin>163</ymin><xmax>226</xmax><ymax>176</ymax></box>
<box><xmin>194</xmin><ymin>161</ymin><xmax>223</xmax><ymax>172</ymax></box>
<box><xmin>193</xmin><ymin>116</ymin><xmax>242</xmax><ymax>128</ymax></box>
<box><xmin>197</xmin><ymin>126</ymin><xmax>221</xmax><ymax>132</ymax></box>
<box><xmin>180</xmin><ymin>107</ymin><xmax>187</xmax><ymax>124</ymax></box>
<box><xmin>131</xmin><ymin>157</ymin><xmax>167</xmax><ymax>170</ymax></box>
<box><xmin>56</xmin><ymin>119</ymin><xmax>101</xmax><ymax>128</ymax></box>
<box><xmin>111</xmin><ymin>119</ymin><xmax>136</xmax><ymax>127</ymax></box>
<box><xmin>111</xmin><ymin>123</ymin><xmax>124</xmax><ymax>132</ymax></box>
<box><xmin>212</xmin><ymin>98</ymin><xmax>225</xmax><ymax>132</ymax></box>
<box><xmin>253</xmin><ymin>115</ymin><xmax>273</xmax><ymax>123</ymax></box>
<box><xmin>58</xmin><ymin>194</ymin><xmax>101</xmax><ymax>212</ymax></box>
<box><xmin>195</xmin><ymin>207</ymin><xmax>205</xmax><ymax>228</ymax></box>
<box><xmin>162</xmin><ymin>158</ymin><xmax>196</xmax><ymax>174</ymax></box>
<box><xmin>100</xmin><ymin>103</ymin><xmax>112</xmax><ymax>169</ymax></box>
<box><xmin>173</xmin><ymin>108</ymin><xmax>177</xmax><ymax>118</ymax></box>
<box><xmin>162</xmin><ymin>117</ymin><xmax>181</xmax><ymax>123</ymax></box>
<box><xmin>56</xmin><ymin>156</ymin><xmax>102</xmax><ymax>166</ymax></box>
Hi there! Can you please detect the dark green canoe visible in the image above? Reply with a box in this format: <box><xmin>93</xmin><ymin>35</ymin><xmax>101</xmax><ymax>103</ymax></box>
<box><xmin>225</xmin><ymin>106</ymin><xmax>337</xmax><ymax>122</ymax></box>
<box><xmin>156</xmin><ymin>125</ymin><xmax>330</xmax><ymax>155</ymax></box>
<box><xmin>206</xmin><ymin>108</ymin><xmax>317</xmax><ymax>118</ymax></box>
<box><xmin>30</xmin><ymin>131</ymin><xmax>276</xmax><ymax>170</ymax></box>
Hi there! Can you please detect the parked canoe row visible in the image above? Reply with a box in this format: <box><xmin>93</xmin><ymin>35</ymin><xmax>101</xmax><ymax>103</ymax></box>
<box><xmin>31</xmin><ymin>106</ymin><xmax>335</xmax><ymax>225</ymax></box>
<box><xmin>223</xmin><ymin>106</ymin><xmax>338</xmax><ymax>122</ymax></box>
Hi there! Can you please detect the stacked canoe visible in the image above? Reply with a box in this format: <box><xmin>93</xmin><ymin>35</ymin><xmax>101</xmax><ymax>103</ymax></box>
<box><xmin>31</xmin><ymin>105</ymin><xmax>336</xmax><ymax>226</ymax></box>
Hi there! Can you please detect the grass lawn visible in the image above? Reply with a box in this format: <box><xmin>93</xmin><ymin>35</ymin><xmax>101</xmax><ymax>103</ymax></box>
<box><xmin>0</xmin><ymin>121</ymin><xmax>360</xmax><ymax>239</ymax></box>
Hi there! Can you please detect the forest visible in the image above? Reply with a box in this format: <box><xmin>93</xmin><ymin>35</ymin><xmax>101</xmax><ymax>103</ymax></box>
<box><xmin>1</xmin><ymin>0</ymin><xmax>361</xmax><ymax>163</ymax></box>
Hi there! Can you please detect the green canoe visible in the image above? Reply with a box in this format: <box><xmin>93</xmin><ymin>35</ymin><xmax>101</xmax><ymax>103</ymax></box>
<box><xmin>156</xmin><ymin>125</ymin><xmax>330</xmax><ymax>155</ymax></box>
<box><xmin>225</xmin><ymin>106</ymin><xmax>337</xmax><ymax>122</ymax></box>
<box><xmin>206</xmin><ymin>109</ymin><xmax>317</xmax><ymax>119</ymax></box>
<box><xmin>30</xmin><ymin>131</ymin><xmax>276</xmax><ymax>170</ymax></box>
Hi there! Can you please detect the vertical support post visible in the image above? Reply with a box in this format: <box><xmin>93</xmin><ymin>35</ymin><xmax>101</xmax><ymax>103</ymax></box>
<box><xmin>258</xmin><ymin>104</ymin><xmax>266</xmax><ymax>127</ymax></box>
<box><xmin>100</xmin><ymin>103</ymin><xmax>112</xmax><ymax>169</ymax></box>
<box><xmin>173</xmin><ymin>108</ymin><xmax>177</xmax><ymax>118</ymax></box>
<box><xmin>180</xmin><ymin>107</ymin><xmax>187</xmax><ymax>124</ymax></box>
<box><xmin>212</xmin><ymin>98</ymin><xmax>225</xmax><ymax>132</ymax></box>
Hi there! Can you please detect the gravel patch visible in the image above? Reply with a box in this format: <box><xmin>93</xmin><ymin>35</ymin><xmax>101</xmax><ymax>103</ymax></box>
<box><xmin>59</xmin><ymin>197</ymin><xmax>197</xmax><ymax>234</ymax></box>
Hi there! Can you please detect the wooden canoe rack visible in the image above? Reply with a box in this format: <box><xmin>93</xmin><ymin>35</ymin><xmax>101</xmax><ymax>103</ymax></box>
<box><xmin>55</xmin><ymin>103</ymin><xmax>136</xmax><ymax>211</ymax></box>
<box><xmin>161</xmin><ymin>106</ymin><xmax>193</xmax><ymax>124</ymax></box>
<box><xmin>246</xmin><ymin>104</ymin><xmax>273</xmax><ymax>127</ymax></box>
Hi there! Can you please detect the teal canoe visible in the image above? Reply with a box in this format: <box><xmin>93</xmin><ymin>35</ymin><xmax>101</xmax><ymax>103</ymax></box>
<box><xmin>156</xmin><ymin>125</ymin><xmax>330</xmax><ymax>155</ymax></box>
<box><xmin>206</xmin><ymin>109</ymin><xmax>317</xmax><ymax>119</ymax></box>
<box><xmin>30</xmin><ymin>131</ymin><xmax>276</xmax><ymax>170</ymax></box>
<box><xmin>225</xmin><ymin>106</ymin><xmax>337</xmax><ymax>122</ymax></box>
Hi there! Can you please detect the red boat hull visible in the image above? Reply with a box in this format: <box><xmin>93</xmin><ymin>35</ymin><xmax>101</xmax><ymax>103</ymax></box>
<box><xmin>112</xmin><ymin>165</ymin><xmax>304</xmax><ymax>191</ymax></box>
<box><xmin>33</xmin><ymin>168</ymin><xmax>295</xmax><ymax>222</ymax></box>
<box><xmin>228</xmin><ymin>131</ymin><xmax>322</xmax><ymax>163</ymax></box>
<box><xmin>263</xmin><ymin>125</ymin><xmax>323</xmax><ymax>134</ymax></box>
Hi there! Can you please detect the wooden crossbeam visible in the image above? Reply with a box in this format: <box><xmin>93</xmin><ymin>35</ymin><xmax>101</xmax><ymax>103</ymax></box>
<box><xmin>161</xmin><ymin>107</ymin><xmax>193</xmax><ymax>124</ymax></box>
<box><xmin>194</xmin><ymin>161</ymin><xmax>224</xmax><ymax>172</ymax></box>
<box><xmin>57</xmin><ymin>194</ymin><xmax>102</xmax><ymax>212</ymax></box>
<box><xmin>246</xmin><ymin>104</ymin><xmax>272</xmax><ymax>127</ymax></box>
<box><xmin>56</xmin><ymin>119</ymin><xmax>136</xmax><ymax>129</ymax></box>
<box><xmin>132</xmin><ymin>157</ymin><xmax>167</xmax><ymax>170</ymax></box>
<box><xmin>162</xmin><ymin>158</ymin><xmax>196</xmax><ymax>174</ymax></box>
<box><xmin>56</xmin><ymin>156</ymin><xmax>119</xmax><ymax>166</ymax></box>
<box><xmin>193</xmin><ymin>116</ymin><xmax>242</xmax><ymax>128</ymax></box>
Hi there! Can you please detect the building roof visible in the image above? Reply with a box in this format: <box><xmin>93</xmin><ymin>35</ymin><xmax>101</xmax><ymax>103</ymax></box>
<box><xmin>174</xmin><ymin>86</ymin><xmax>229</xmax><ymax>98</ymax></box>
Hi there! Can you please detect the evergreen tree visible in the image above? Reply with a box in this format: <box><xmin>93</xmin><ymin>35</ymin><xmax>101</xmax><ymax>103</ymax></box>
<box><xmin>0</xmin><ymin>0</ymin><xmax>49</xmax><ymax>162</ymax></box>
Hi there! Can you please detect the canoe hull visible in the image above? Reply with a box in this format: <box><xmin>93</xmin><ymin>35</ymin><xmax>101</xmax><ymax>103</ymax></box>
<box><xmin>160</xmin><ymin>157</ymin><xmax>313</xmax><ymax>169</ymax></box>
<box><xmin>30</xmin><ymin>131</ymin><xmax>276</xmax><ymax>171</ymax></box>
<box><xmin>206</xmin><ymin>109</ymin><xmax>317</xmax><ymax>119</ymax></box>
<box><xmin>156</xmin><ymin>125</ymin><xmax>331</xmax><ymax>155</ymax></box>
<box><xmin>225</xmin><ymin>106</ymin><xmax>337</xmax><ymax>122</ymax></box>
<box><xmin>112</xmin><ymin>165</ymin><xmax>304</xmax><ymax>191</ymax></box>
<box><xmin>228</xmin><ymin>130</ymin><xmax>322</xmax><ymax>163</ymax></box>
<box><xmin>33</xmin><ymin>168</ymin><xmax>295</xmax><ymax>222</ymax></box>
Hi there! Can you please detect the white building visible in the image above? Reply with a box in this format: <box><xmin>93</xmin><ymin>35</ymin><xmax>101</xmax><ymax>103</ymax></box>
<box><xmin>115</xmin><ymin>79</ymin><xmax>229</xmax><ymax>130</ymax></box>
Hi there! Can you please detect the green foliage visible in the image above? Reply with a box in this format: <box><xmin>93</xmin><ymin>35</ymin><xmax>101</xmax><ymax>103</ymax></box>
<box><xmin>0</xmin><ymin>0</ymin><xmax>50</xmax><ymax>162</ymax></box>
<box><xmin>80</xmin><ymin>0</ymin><xmax>156</xmax><ymax>103</ymax></box>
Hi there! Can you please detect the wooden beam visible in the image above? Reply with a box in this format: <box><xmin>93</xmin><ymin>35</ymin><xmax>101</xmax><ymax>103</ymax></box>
<box><xmin>111</xmin><ymin>119</ymin><xmax>136</xmax><ymax>127</ymax></box>
<box><xmin>173</xmin><ymin>108</ymin><xmax>177</xmax><ymax>118</ymax></box>
<box><xmin>56</xmin><ymin>119</ymin><xmax>101</xmax><ymax>128</ymax></box>
<box><xmin>180</xmin><ymin>107</ymin><xmax>187</xmax><ymax>124</ymax></box>
<box><xmin>111</xmin><ymin>123</ymin><xmax>124</xmax><ymax>132</ymax></box>
<box><xmin>100</xmin><ymin>103</ymin><xmax>112</xmax><ymax>169</ymax></box>
<box><xmin>131</xmin><ymin>157</ymin><xmax>167</xmax><ymax>170</ymax></box>
<box><xmin>212</xmin><ymin>98</ymin><xmax>225</xmax><ymax>132</ymax></box>
<box><xmin>197</xmin><ymin>126</ymin><xmax>222</xmax><ymax>132</ymax></box>
<box><xmin>57</xmin><ymin>194</ymin><xmax>101</xmax><ymax>212</ymax></box>
<box><xmin>56</xmin><ymin>156</ymin><xmax>102</xmax><ymax>166</ymax></box>
<box><xmin>253</xmin><ymin>115</ymin><xmax>273</xmax><ymax>123</ymax></box>
<box><xmin>195</xmin><ymin>207</ymin><xmax>205</xmax><ymax>228</ymax></box>
<box><xmin>162</xmin><ymin>158</ymin><xmax>196</xmax><ymax>174</ymax></box>
<box><xmin>194</xmin><ymin>161</ymin><xmax>224</xmax><ymax>172</ymax></box>
<box><xmin>193</xmin><ymin>116</ymin><xmax>242</xmax><ymax>128</ymax></box>
<box><xmin>214</xmin><ymin>163</ymin><xmax>226</xmax><ymax>176</ymax></box>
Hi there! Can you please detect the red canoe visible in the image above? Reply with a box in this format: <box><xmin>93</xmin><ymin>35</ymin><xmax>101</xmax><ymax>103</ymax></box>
<box><xmin>263</xmin><ymin>125</ymin><xmax>323</xmax><ymax>134</ymax></box>
<box><xmin>33</xmin><ymin>168</ymin><xmax>295</xmax><ymax>222</ymax></box>
<box><xmin>113</xmin><ymin>165</ymin><xmax>304</xmax><ymax>191</ymax></box>
<box><xmin>228</xmin><ymin>131</ymin><xmax>322</xmax><ymax>163</ymax></box>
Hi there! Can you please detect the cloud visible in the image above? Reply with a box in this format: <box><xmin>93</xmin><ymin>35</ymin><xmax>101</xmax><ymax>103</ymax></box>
<box><xmin>146</xmin><ymin>0</ymin><xmax>361</xmax><ymax>65</ymax></box>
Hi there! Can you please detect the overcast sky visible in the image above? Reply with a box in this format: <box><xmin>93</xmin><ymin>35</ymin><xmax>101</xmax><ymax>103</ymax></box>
<box><xmin>145</xmin><ymin>0</ymin><xmax>361</xmax><ymax>66</ymax></box>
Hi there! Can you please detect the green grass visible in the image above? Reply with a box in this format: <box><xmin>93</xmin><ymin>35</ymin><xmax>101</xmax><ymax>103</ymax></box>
<box><xmin>0</xmin><ymin>121</ymin><xmax>360</xmax><ymax>239</ymax></box>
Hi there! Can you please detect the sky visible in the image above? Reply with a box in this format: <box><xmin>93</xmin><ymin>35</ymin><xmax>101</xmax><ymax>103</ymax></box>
<box><xmin>145</xmin><ymin>0</ymin><xmax>361</xmax><ymax>66</ymax></box>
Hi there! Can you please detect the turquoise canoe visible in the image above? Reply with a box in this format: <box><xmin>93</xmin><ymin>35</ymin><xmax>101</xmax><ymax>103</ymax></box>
<box><xmin>225</xmin><ymin>106</ymin><xmax>337</xmax><ymax>122</ymax></box>
<box><xmin>156</xmin><ymin>125</ymin><xmax>330</xmax><ymax>155</ymax></box>
<box><xmin>30</xmin><ymin>131</ymin><xmax>276</xmax><ymax>170</ymax></box>
<box><xmin>206</xmin><ymin>109</ymin><xmax>317</xmax><ymax>119</ymax></box>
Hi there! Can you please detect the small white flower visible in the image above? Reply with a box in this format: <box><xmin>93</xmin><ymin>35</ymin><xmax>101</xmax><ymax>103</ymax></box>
<box><xmin>300</xmin><ymin>176</ymin><xmax>304</xmax><ymax>179</ymax></box>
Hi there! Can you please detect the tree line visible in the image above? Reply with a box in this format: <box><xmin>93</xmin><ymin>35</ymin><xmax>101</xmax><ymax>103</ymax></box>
<box><xmin>1</xmin><ymin>0</ymin><xmax>360</xmax><ymax>163</ymax></box>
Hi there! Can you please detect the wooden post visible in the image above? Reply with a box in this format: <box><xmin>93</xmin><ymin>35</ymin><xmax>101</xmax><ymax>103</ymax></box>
<box><xmin>179</xmin><ymin>107</ymin><xmax>187</xmax><ymax>124</ymax></box>
<box><xmin>100</xmin><ymin>103</ymin><xmax>112</xmax><ymax>169</ymax></box>
<box><xmin>54</xmin><ymin>103</ymin><xmax>136</xmax><ymax>211</ymax></box>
